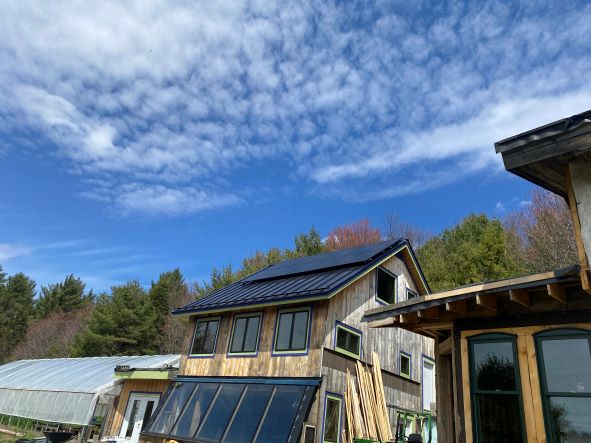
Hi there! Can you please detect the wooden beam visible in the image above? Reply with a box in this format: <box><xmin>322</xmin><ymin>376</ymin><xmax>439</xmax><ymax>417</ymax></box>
<box><xmin>476</xmin><ymin>294</ymin><xmax>497</xmax><ymax>311</ymax></box>
<box><xmin>438</xmin><ymin>337</ymin><xmax>452</xmax><ymax>356</ymax></box>
<box><xmin>399</xmin><ymin>312</ymin><xmax>419</xmax><ymax>324</ymax></box>
<box><xmin>367</xmin><ymin>316</ymin><xmax>398</xmax><ymax>328</ymax></box>
<box><xmin>566</xmin><ymin>167</ymin><xmax>591</xmax><ymax>294</ymax></box>
<box><xmin>509</xmin><ymin>289</ymin><xmax>530</xmax><ymax>308</ymax></box>
<box><xmin>445</xmin><ymin>300</ymin><xmax>467</xmax><ymax>315</ymax></box>
<box><xmin>547</xmin><ymin>283</ymin><xmax>567</xmax><ymax>304</ymax></box>
<box><xmin>417</xmin><ymin>306</ymin><xmax>440</xmax><ymax>320</ymax></box>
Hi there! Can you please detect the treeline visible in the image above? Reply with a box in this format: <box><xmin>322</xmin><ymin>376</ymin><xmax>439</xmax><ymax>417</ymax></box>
<box><xmin>0</xmin><ymin>189</ymin><xmax>577</xmax><ymax>362</ymax></box>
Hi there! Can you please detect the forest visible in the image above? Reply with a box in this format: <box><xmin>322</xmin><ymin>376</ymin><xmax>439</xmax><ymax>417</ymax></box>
<box><xmin>0</xmin><ymin>189</ymin><xmax>577</xmax><ymax>362</ymax></box>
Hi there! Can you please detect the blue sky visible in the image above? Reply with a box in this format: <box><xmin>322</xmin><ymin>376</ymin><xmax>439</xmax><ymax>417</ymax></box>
<box><xmin>1</xmin><ymin>0</ymin><xmax>590</xmax><ymax>293</ymax></box>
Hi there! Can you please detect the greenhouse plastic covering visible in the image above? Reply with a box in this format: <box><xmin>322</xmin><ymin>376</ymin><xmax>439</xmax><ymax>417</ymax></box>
<box><xmin>0</xmin><ymin>355</ymin><xmax>178</xmax><ymax>425</ymax></box>
<box><xmin>144</xmin><ymin>377</ymin><xmax>320</xmax><ymax>443</ymax></box>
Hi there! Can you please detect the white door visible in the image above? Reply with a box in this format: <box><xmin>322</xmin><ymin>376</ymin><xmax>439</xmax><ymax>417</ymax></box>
<box><xmin>119</xmin><ymin>393</ymin><xmax>160</xmax><ymax>443</ymax></box>
<box><xmin>422</xmin><ymin>358</ymin><xmax>435</xmax><ymax>411</ymax></box>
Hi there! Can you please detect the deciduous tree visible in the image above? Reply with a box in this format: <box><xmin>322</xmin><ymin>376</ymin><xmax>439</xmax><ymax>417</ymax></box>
<box><xmin>325</xmin><ymin>219</ymin><xmax>382</xmax><ymax>251</ymax></box>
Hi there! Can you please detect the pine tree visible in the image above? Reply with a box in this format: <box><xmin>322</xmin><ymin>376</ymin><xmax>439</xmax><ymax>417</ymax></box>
<box><xmin>149</xmin><ymin>269</ymin><xmax>186</xmax><ymax>334</ymax></box>
<box><xmin>36</xmin><ymin>274</ymin><xmax>93</xmax><ymax>318</ymax></box>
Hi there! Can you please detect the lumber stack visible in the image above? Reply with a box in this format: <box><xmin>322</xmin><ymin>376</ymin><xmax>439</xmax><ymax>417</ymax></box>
<box><xmin>343</xmin><ymin>352</ymin><xmax>393</xmax><ymax>442</ymax></box>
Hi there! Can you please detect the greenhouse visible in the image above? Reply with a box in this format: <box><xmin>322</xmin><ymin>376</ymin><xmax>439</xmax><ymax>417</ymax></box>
<box><xmin>0</xmin><ymin>355</ymin><xmax>179</xmax><ymax>427</ymax></box>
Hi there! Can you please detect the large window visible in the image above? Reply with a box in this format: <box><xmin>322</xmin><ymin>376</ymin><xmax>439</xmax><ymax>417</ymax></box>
<box><xmin>228</xmin><ymin>313</ymin><xmax>262</xmax><ymax>355</ymax></box>
<box><xmin>376</xmin><ymin>267</ymin><xmax>396</xmax><ymax>304</ymax></box>
<box><xmin>335</xmin><ymin>322</ymin><xmax>362</xmax><ymax>359</ymax></box>
<box><xmin>468</xmin><ymin>333</ymin><xmax>525</xmax><ymax>443</ymax></box>
<box><xmin>190</xmin><ymin>317</ymin><xmax>220</xmax><ymax>357</ymax></box>
<box><xmin>422</xmin><ymin>357</ymin><xmax>436</xmax><ymax>411</ymax></box>
<box><xmin>273</xmin><ymin>307</ymin><xmax>311</xmax><ymax>355</ymax></box>
<box><xmin>323</xmin><ymin>394</ymin><xmax>342</xmax><ymax>443</ymax></box>
<box><xmin>535</xmin><ymin>329</ymin><xmax>591</xmax><ymax>443</ymax></box>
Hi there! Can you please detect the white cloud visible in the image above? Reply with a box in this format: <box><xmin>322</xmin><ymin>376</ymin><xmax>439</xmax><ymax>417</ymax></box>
<box><xmin>0</xmin><ymin>243</ymin><xmax>31</xmax><ymax>261</ymax></box>
<box><xmin>1</xmin><ymin>1</ymin><xmax>590</xmax><ymax>214</ymax></box>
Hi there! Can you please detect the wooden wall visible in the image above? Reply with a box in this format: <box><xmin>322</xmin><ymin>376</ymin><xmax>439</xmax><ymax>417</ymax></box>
<box><xmin>104</xmin><ymin>379</ymin><xmax>170</xmax><ymax>438</ymax></box>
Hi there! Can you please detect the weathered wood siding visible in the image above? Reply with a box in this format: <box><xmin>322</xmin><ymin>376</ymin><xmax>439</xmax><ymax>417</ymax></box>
<box><xmin>105</xmin><ymin>379</ymin><xmax>170</xmax><ymax>438</ymax></box>
<box><xmin>181</xmin><ymin>302</ymin><xmax>327</xmax><ymax>378</ymax></box>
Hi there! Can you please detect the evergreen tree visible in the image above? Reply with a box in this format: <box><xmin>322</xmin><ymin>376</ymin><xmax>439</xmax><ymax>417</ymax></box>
<box><xmin>36</xmin><ymin>274</ymin><xmax>94</xmax><ymax>318</ymax></box>
<box><xmin>71</xmin><ymin>281</ymin><xmax>157</xmax><ymax>356</ymax></box>
<box><xmin>149</xmin><ymin>268</ymin><xmax>186</xmax><ymax>332</ymax></box>
<box><xmin>417</xmin><ymin>214</ymin><xmax>519</xmax><ymax>292</ymax></box>
<box><xmin>293</xmin><ymin>227</ymin><xmax>325</xmax><ymax>257</ymax></box>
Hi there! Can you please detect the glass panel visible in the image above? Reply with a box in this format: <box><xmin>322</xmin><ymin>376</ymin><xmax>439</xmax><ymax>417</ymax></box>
<box><xmin>541</xmin><ymin>338</ymin><xmax>591</xmax><ymax>393</ymax></box>
<box><xmin>348</xmin><ymin>333</ymin><xmax>360</xmax><ymax>355</ymax></box>
<box><xmin>472</xmin><ymin>341</ymin><xmax>516</xmax><ymax>391</ymax></box>
<box><xmin>324</xmin><ymin>398</ymin><xmax>341</xmax><ymax>443</ymax></box>
<box><xmin>196</xmin><ymin>384</ymin><xmax>244</xmax><ymax>441</ymax></box>
<box><xmin>254</xmin><ymin>385</ymin><xmax>305</xmax><ymax>443</ymax></box>
<box><xmin>276</xmin><ymin>313</ymin><xmax>293</xmax><ymax>351</ymax></box>
<box><xmin>400</xmin><ymin>354</ymin><xmax>410</xmax><ymax>376</ymax></box>
<box><xmin>172</xmin><ymin>383</ymin><xmax>218</xmax><ymax>438</ymax></box>
<box><xmin>548</xmin><ymin>397</ymin><xmax>591</xmax><ymax>442</ymax></box>
<box><xmin>125</xmin><ymin>400</ymin><xmax>140</xmax><ymax>438</ymax></box>
<box><xmin>223</xmin><ymin>385</ymin><xmax>273</xmax><ymax>443</ymax></box>
<box><xmin>475</xmin><ymin>394</ymin><xmax>523</xmax><ymax>443</ymax></box>
<box><xmin>191</xmin><ymin>321</ymin><xmax>208</xmax><ymax>354</ymax></box>
<box><xmin>336</xmin><ymin>328</ymin><xmax>348</xmax><ymax>350</ymax></box>
<box><xmin>230</xmin><ymin>318</ymin><xmax>247</xmax><ymax>353</ymax></box>
<box><xmin>141</xmin><ymin>401</ymin><xmax>156</xmax><ymax>432</ymax></box>
<box><xmin>377</xmin><ymin>268</ymin><xmax>395</xmax><ymax>304</ymax></box>
<box><xmin>203</xmin><ymin>320</ymin><xmax>219</xmax><ymax>354</ymax></box>
<box><xmin>148</xmin><ymin>383</ymin><xmax>196</xmax><ymax>434</ymax></box>
<box><xmin>291</xmin><ymin>311</ymin><xmax>309</xmax><ymax>350</ymax></box>
<box><xmin>243</xmin><ymin>316</ymin><xmax>260</xmax><ymax>353</ymax></box>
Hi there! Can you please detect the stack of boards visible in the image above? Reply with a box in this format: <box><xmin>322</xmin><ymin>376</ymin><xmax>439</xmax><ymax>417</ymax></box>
<box><xmin>343</xmin><ymin>352</ymin><xmax>394</xmax><ymax>443</ymax></box>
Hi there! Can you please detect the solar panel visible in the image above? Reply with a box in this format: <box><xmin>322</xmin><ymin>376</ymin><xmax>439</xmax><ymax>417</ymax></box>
<box><xmin>243</xmin><ymin>239</ymin><xmax>402</xmax><ymax>282</ymax></box>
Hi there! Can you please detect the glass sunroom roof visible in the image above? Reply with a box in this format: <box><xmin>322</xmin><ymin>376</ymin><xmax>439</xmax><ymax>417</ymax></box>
<box><xmin>143</xmin><ymin>377</ymin><xmax>320</xmax><ymax>443</ymax></box>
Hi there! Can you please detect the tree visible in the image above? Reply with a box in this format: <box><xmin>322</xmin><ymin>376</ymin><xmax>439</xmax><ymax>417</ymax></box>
<box><xmin>149</xmin><ymin>269</ymin><xmax>187</xmax><ymax>331</ymax></box>
<box><xmin>417</xmin><ymin>214</ymin><xmax>519</xmax><ymax>292</ymax></box>
<box><xmin>504</xmin><ymin>189</ymin><xmax>578</xmax><ymax>273</ymax></box>
<box><xmin>71</xmin><ymin>282</ymin><xmax>157</xmax><ymax>356</ymax></box>
<box><xmin>36</xmin><ymin>274</ymin><xmax>94</xmax><ymax>318</ymax></box>
<box><xmin>325</xmin><ymin>219</ymin><xmax>382</xmax><ymax>251</ymax></box>
<box><xmin>293</xmin><ymin>227</ymin><xmax>325</xmax><ymax>257</ymax></box>
<box><xmin>0</xmin><ymin>271</ymin><xmax>36</xmax><ymax>362</ymax></box>
<box><xmin>384</xmin><ymin>213</ymin><xmax>432</xmax><ymax>249</ymax></box>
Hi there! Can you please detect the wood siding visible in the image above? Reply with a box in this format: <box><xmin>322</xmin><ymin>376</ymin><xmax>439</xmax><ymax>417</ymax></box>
<box><xmin>105</xmin><ymin>379</ymin><xmax>170</xmax><ymax>438</ymax></box>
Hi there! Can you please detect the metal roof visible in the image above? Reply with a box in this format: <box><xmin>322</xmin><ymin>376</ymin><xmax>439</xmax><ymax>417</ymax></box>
<box><xmin>174</xmin><ymin>239</ymin><xmax>426</xmax><ymax>315</ymax></box>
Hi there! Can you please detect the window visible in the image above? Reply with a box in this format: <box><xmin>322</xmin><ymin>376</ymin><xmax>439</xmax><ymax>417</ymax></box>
<box><xmin>323</xmin><ymin>394</ymin><xmax>342</xmax><ymax>443</ymax></box>
<box><xmin>468</xmin><ymin>333</ymin><xmax>525</xmax><ymax>443</ymax></box>
<box><xmin>190</xmin><ymin>317</ymin><xmax>220</xmax><ymax>356</ymax></box>
<box><xmin>273</xmin><ymin>307</ymin><xmax>311</xmax><ymax>355</ymax></box>
<box><xmin>376</xmin><ymin>267</ymin><xmax>396</xmax><ymax>304</ymax></box>
<box><xmin>229</xmin><ymin>313</ymin><xmax>262</xmax><ymax>355</ymax></box>
<box><xmin>422</xmin><ymin>357</ymin><xmax>436</xmax><ymax>411</ymax></box>
<box><xmin>400</xmin><ymin>351</ymin><xmax>411</xmax><ymax>378</ymax></box>
<box><xmin>407</xmin><ymin>288</ymin><xmax>418</xmax><ymax>300</ymax></box>
<box><xmin>535</xmin><ymin>329</ymin><xmax>591</xmax><ymax>443</ymax></box>
<box><xmin>334</xmin><ymin>322</ymin><xmax>362</xmax><ymax>359</ymax></box>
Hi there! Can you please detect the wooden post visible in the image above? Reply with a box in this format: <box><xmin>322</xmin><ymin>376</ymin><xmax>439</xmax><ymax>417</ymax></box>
<box><xmin>566</xmin><ymin>168</ymin><xmax>591</xmax><ymax>293</ymax></box>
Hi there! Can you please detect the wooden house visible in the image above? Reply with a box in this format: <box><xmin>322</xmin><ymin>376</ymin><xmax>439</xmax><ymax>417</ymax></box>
<box><xmin>364</xmin><ymin>110</ymin><xmax>591</xmax><ymax>443</ymax></box>
<box><xmin>143</xmin><ymin>239</ymin><xmax>435</xmax><ymax>443</ymax></box>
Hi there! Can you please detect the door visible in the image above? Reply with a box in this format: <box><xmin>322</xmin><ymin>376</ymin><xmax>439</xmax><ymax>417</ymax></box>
<box><xmin>119</xmin><ymin>393</ymin><xmax>160</xmax><ymax>443</ymax></box>
<box><xmin>422</xmin><ymin>357</ymin><xmax>435</xmax><ymax>411</ymax></box>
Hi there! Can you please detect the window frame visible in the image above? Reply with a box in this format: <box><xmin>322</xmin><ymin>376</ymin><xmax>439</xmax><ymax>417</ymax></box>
<box><xmin>399</xmin><ymin>350</ymin><xmax>411</xmax><ymax>379</ymax></box>
<box><xmin>406</xmin><ymin>288</ymin><xmax>418</xmax><ymax>300</ymax></box>
<box><xmin>333</xmin><ymin>321</ymin><xmax>362</xmax><ymax>360</ymax></box>
<box><xmin>322</xmin><ymin>392</ymin><xmax>343</xmax><ymax>443</ymax></box>
<box><xmin>468</xmin><ymin>332</ymin><xmax>526</xmax><ymax>443</ymax></box>
<box><xmin>227</xmin><ymin>312</ymin><xmax>263</xmax><ymax>357</ymax></box>
<box><xmin>188</xmin><ymin>316</ymin><xmax>221</xmax><ymax>358</ymax></box>
<box><xmin>375</xmin><ymin>267</ymin><xmax>397</xmax><ymax>305</ymax></box>
<box><xmin>534</xmin><ymin>328</ymin><xmax>591</xmax><ymax>443</ymax></box>
<box><xmin>272</xmin><ymin>306</ymin><xmax>312</xmax><ymax>356</ymax></box>
<box><xmin>421</xmin><ymin>355</ymin><xmax>436</xmax><ymax>411</ymax></box>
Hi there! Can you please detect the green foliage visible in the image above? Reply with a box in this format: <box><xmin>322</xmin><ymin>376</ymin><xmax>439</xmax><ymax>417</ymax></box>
<box><xmin>293</xmin><ymin>227</ymin><xmax>325</xmax><ymax>257</ymax></box>
<box><xmin>36</xmin><ymin>274</ymin><xmax>94</xmax><ymax>318</ymax></box>
<box><xmin>0</xmin><ymin>269</ymin><xmax>36</xmax><ymax>362</ymax></box>
<box><xmin>417</xmin><ymin>214</ymin><xmax>519</xmax><ymax>292</ymax></box>
<box><xmin>71</xmin><ymin>281</ymin><xmax>157</xmax><ymax>356</ymax></box>
<box><xmin>149</xmin><ymin>268</ymin><xmax>186</xmax><ymax>326</ymax></box>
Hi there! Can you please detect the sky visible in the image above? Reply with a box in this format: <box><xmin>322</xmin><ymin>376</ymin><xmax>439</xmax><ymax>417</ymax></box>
<box><xmin>1</xmin><ymin>0</ymin><xmax>591</xmax><ymax>293</ymax></box>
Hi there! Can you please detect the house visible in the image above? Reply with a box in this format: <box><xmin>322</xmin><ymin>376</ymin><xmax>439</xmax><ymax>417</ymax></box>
<box><xmin>0</xmin><ymin>355</ymin><xmax>179</xmax><ymax>443</ymax></box>
<box><xmin>143</xmin><ymin>239</ymin><xmax>435</xmax><ymax>443</ymax></box>
<box><xmin>364</xmin><ymin>110</ymin><xmax>591</xmax><ymax>443</ymax></box>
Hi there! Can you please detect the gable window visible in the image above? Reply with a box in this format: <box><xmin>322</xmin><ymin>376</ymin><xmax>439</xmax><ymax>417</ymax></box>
<box><xmin>273</xmin><ymin>307</ymin><xmax>311</xmax><ymax>355</ymax></box>
<box><xmin>468</xmin><ymin>333</ymin><xmax>525</xmax><ymax>443</ymax></box>
<box><xmin>535</xmin><ymin>328</ymin><xmax>591</xmax><ymax>443</ymax></box>
<box><xmin>407</xmin><ymin>288</ymin><xmax>418</xmax><ymax>300</ymax></box>
<box><xmin>229</xmin><ymin>313</ymin><xmax>262</xmax><ymax>355</ymax></box>
<box><xmin>334</xmin><ymin>322</ymin><xmax>362</xmax><ymax>359</ymax></box>
<box><xmin>376</xmin><ymin>267</ymin><xmax>396</xmax><ymax>304</ymax></box>
<box><xmin>323</xmin><ymin>394</ymin><xmax>342</xmax><ymax>443</ymax></box>
<box><xmin>400</xmin><ymin>351</ymin><xmax>411</xmax><ymax>378</ymax></box>
<box><xmin>190</xmin><ymin>317</ymin><xmax>220</xmax><ymax>357</ymax></box>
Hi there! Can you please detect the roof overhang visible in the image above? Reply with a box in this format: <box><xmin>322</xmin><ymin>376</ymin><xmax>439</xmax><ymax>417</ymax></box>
<box><xmin>363</xmin><ymin>266</ymin><xmax>589</xmax><ymax>337</ymax></box>
<box><xmin>173</xmin><ymin>242</ymin><xmax>430</xmax><ymax>317</ymax></box>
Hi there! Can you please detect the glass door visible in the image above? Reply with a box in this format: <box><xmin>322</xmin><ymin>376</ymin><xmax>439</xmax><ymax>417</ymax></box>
<box><xmin>119</xmin><ymin>393</ymin><xmax>160</xmax><ymax>443</ymax></box>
